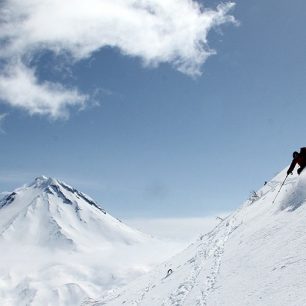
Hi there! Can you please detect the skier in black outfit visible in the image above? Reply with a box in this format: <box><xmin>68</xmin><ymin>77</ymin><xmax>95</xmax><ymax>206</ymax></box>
<box><xmin>287</xmin><ymin>147</ymin><xmax>306</xmax><ymax>175</ymax></box>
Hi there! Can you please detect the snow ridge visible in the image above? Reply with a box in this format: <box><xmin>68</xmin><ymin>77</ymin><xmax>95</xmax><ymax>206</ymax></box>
<box><xmin>0</xmin><ymin>191</ymin><xmax>17</xmax><ymax>208</ymax></box>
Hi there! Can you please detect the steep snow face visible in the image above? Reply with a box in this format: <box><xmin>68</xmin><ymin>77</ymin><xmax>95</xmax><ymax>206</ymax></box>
<box><xmin>0</xmin><ymin>176</ymin><xmax>146</xmax><ymax>249</ymax></box>
<box><xmin>90</xmin><ymin>169</ymin><xmax>306</xmax><ymax>306</ymax></box>
<box><xmin>0</xmin><ymin>176</ymin><xmax>184</xmax><ymax>306</ymax></box>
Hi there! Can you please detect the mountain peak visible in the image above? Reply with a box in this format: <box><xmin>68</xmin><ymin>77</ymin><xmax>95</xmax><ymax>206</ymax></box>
<box><xmin>30</xmin><ymin>175</ymin><xmax>59</xmax><ymax>189</ymax></box>
<box><xmin>0</xmin><ymin>176</ymin><xmax>148</xmax><ymax>250</ymax></box>
<box><xmin>27</xmin><ymin>176</ymin><xmax>107</xmax><ymax>214</ymax></box>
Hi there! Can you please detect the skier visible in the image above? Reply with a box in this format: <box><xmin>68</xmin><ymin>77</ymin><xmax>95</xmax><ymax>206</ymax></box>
<box><xmin>287</xmin><ymin>147</ymin><xmax>306</xmax><ymax>175</ymax></box>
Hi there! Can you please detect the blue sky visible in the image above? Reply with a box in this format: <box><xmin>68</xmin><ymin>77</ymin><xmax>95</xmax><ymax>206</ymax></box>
<box><xmin>1</xmin><ymin>0</ymin><xmax>306</xmax><ymax>218</ymax></box>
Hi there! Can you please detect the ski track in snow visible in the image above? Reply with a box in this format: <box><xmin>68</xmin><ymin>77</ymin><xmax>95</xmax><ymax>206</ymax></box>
<box><xmin>158</xmin><ymin>175</ymin><xmax>288</xmax><ymax>306</ymax></box>
<box><xmin>200</xmin><ymin>216</ymin><xmax>241</xmax><ymax>306</ymax></box>
<box><xmin>92</xmin><ymin>210</ymin><xmax>244</xmax><ymax>306</ymax></box>
<box><xmin>159</xmin><ymin>212</ymin><xmax>242</xmax><ymax>306</ymax></box>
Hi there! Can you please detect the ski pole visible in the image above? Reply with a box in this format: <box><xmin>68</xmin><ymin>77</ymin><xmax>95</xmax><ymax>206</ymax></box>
<box><xmin>272</xmin><ymin>174</ymin><xmax>288</xmax><ymax>204</ymax></box>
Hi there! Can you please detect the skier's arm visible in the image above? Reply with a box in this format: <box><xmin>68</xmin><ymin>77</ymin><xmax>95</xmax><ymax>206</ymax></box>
<box><xmin>287</xmin><ymin>160</ymin><xmax>297</xmax><ymax>175</ymax></box>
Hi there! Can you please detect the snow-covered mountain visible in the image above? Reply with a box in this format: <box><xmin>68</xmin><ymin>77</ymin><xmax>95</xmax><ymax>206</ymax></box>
<box><xmin>0</xmin><ymin>176</ymin><xmax>180</xmax><ymax>306</ymax></box>
<box><xmin>89</xmin><ymin>168</ymin><xmax>306</xmax><ymax>306</ymax></box>
<box><xmin>0</xmin><ymin>176</ymin><xmax>146</xmax><ymax>249</ymax></box>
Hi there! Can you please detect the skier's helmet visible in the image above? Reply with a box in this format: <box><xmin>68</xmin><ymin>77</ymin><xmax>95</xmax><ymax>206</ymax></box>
<box><xmin>293</xmin><ymin>151</ymin><xmax>299</xmax><ymax>158</ymax></box>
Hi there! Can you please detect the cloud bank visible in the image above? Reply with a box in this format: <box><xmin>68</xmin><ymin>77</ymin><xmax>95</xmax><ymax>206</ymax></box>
<box><xmin>0</xmin><ymin>0</ymin><xmax>236</xmax><ymax>118</ymax></box>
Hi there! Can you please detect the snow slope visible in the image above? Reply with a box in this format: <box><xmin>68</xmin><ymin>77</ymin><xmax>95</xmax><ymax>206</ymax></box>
<box><xmin>89</xmin><ymin>168</ymin><xmax>306</xmax><ymax>306</ymax></box>
<box><xmin>0</xmin><ymin>176</ymin><xmax>181</xmax><ymax>306</ymax></box>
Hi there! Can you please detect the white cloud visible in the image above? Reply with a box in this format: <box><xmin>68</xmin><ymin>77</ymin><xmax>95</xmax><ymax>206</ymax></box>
<box><xmin>0</xmin><ymin>62</ymin><xmax>87</xmax><ymax>118</ymax></box>
<box><xmin>0</xmin><ymin>0</ymin><xmax>236</xmax><ymax>118</ymax></box>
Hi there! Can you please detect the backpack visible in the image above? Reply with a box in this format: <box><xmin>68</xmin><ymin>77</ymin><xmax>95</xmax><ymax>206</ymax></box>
<box><xmin>300</xmin><ymin>147</ymin><xmax>306</xmax><ymax>157</ymax></box>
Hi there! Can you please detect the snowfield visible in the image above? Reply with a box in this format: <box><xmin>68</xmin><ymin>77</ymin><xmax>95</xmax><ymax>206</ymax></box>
<box><xmin>87</xmin><ymin>168</ymin><xmax>306</xmax><ymax>306</ymax></box>
<box><xmin>2</xmin><ymin>168</ymin><xmax>306</xmax><ymax>306</ymax></box>
<box><xmin>0</xmin><ymin>176</ymin><xmax>183</xmax><ymax>306</ymax></box>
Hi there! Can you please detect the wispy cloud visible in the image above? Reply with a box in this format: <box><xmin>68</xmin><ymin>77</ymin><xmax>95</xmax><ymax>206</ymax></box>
<box><xmin>0</xmin><ymin>0</ymin><xmax>236</xmax><ymax>118</ymax></box>
<box><xmin>0</xmin><ymin>63</ymin><xmax>87</xmax><ymax>119</ymax></box>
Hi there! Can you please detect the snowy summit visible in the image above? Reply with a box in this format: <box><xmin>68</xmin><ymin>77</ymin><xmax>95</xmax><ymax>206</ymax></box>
<box><xmin>0</xmin><ymin>175</ymin><xmax>147</xmax><ymax>249</ymax></box>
